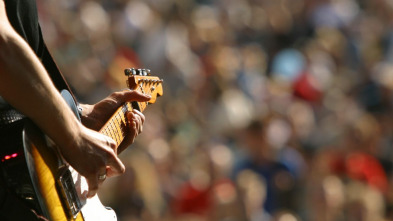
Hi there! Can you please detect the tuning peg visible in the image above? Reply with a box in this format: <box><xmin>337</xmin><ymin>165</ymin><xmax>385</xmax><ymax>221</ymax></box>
<box><xmin>124</xmin><ymin>68</ymin><xmax>131</xmax><ymax>76</ymax></box>
<box><xmin>124</xmin><ymin>68</ymin><xmax>137</xmax><ymax>76</ymax></box>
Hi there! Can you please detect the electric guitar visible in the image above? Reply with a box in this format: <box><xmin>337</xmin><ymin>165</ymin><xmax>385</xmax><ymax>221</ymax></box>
<box><xmin>0</xmin><ymin>68</ymin><xmax>163</xmax><ymax>220</ymax></box>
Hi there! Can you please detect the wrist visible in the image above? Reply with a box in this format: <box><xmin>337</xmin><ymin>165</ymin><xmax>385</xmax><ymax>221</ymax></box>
<box><xmin>78</xmin><ymin>103</ymin><xmax>98</xmax><ymax>129</ymax></box>
<box><xmin>77</xmin><ymin>104</ymin><xmax>83</xmax><ymax>118</ymax></box>
<box><xmin>78</xmin><ymin>103</ymin><xmax>93</xmax><ymax>120</ymax></box>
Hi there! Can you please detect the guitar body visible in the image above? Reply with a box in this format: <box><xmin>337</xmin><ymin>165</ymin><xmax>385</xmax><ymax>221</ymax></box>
<box><xmin>23</xmin><ymin>92</ymin><xmax>117</xmax><ymax>220</ymax></box>
<box><xmin>0</xmin><ymin>69</ymin><xmax>163</xmax><ymax>220</ymax></box>
<box><xmin>0</xmin><ymin>90</ymin><xmax>116</xmax><ymax>220</ymax></box>
<box><xmin>23</xmin><ymin>120</ymin><xmax>86</xmax><ymax>221</ymax></box>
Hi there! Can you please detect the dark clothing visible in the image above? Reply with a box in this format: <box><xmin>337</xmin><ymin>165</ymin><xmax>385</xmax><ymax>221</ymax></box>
<box><xmin>0</xmin><ymin>120</ymin><xmax>48</xmax><ymax>221</ymax></box>
<box><xmin>5</xmin><ymin>0</ymin><xmax>41</xmax><ymax>55</ymax></box>
<box><xmin>233</xmin><ymin>159</ymin><xmax>292</xmax><ymax>215</ymax></box>
<box><xmin>1</xmin><ymin>0</ymin><xmax>71</xmax><ymax>109</ymax></box>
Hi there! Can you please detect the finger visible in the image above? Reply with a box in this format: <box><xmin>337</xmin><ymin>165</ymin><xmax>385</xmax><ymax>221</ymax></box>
<box><xmin>112</xmin><ymin>90</ymin><xmax>151</xmax><ymax>103</ymax></box>
<box><xmin>127</xmin><ymin>111</ymin><xmax>142</xmax><ymax>134</ymax></box>
<box><xmin>133</xmin><ymin>109</ymin><xmax>145</xmax><ymax>124</ymax></box>
<box><xmin>86</xmin><ymin>168</ymin><xmax>107</xmax><ymax>198</ymax></box>
<box><xmin>105</xmin><ymin>136</ymin><xmax>117</xmax><ymax>151</ymax></box>
<box><xmin>106</xmin><ymin>154</ymin><xmax>126</xmax><ymax>178</ymax></box>
<box><xmin>131</xmin><ymin>112</ymin><xmax>142</xmax><ymax>133</ymax></box>
<box><xmin>86</xmin><ymin>175</ymin><xmax>100</xmax><ymax>198</ymax></box>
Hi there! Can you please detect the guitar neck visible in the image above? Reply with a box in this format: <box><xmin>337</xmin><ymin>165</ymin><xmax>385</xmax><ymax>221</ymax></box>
<box><xmin>98</xmin><ymin>70</ymin><xmax>163</xmax><ymax>147</ymax></box>
<box><xmin>98</xmin><ymin>101</ymin><xmax>145</xmax><ymax>147</ymax></box>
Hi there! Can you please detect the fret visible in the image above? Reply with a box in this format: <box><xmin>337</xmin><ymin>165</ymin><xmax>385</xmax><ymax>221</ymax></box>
<box><xmin>117</xmin><ymin>112</ymin><xmax>124</xmax><ymax>126</ymax></box>
<box><xmin>103</xmin><ymin>128</ymin><xmax>110</xmax><ymax>137</ymax></box>
<box><xmin>113</xmin><ymin>123</ymin><xmax>120</xmax><ymax>145</ymax></box>
<box><xmin>114</xmin><ymin>119</ymin><xmax>121</xmax><ymax>144</ymax></box>
<box><xmin>106</xmin><ymin>128</ymin><xmax>111</xmax><ymax>138</ymax></box>
<box><xmin>113</xmin><ymin>115</ymin><xmax>123</xmax><ymax>142</ymax></box>
<box><xmin>114</xmin><ymin>115</ymin><xmax>120</xmax><ymax>136</ymax></box>
<box><xmin>108</xmin><ymin>124</ymin><xmax>117</xmax><ymax>145</ymax></box>
<box><xmin>106</xmin><ymin>123</ymin><xmax>112</xmax><ymax>141</ymax></box>
<box><xmin>119</xmin><ymin>114</ymin><xmax>126</xmax><ymax>138</ymax></box>
<box><xmin>119</xmin><ymin>104</ymin><xmax>128</xmax><ymax>141</ymax></box>
<box><xmin>109</xmin><ymin>123</ymin><xmax>119</xmax><ymax>145</ymax></box>
<box><xmin>101</xmin><ymin>106</ymin><xmax>128</xmax><ymax>145</ymax></box>
<box><xmin>103</xmin><ymin>103</ymin><xmax>128</xmax><ymax>142</ymax></box>
<box><xmin>115</xmin><ymin>114</ymin><xmax>124</xmax><ymax>143</ymax></box>
<box><xmin>119</xmin><ymin>108</ymin><xmax>127</xmax><ymax>138</ymax></box>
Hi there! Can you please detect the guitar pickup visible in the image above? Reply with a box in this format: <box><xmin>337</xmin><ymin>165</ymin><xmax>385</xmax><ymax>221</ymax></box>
<box><xmin>56</xmin><ymin>167</ymin><xmax>83</xmax><ymax>219</ymax></box>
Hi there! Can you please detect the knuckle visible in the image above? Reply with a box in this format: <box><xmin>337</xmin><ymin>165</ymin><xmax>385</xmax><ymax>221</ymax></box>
<box><xmin>106</xmin><ymin>137</ymin><xmax>117</xmax><ymax>148</ymax></box>
<box><xmin>109</xmin><ymin>140</ymin><xmax>117</xmax><ymax>148</ymax></box>
<box><xmin>111</xmin><ymin>91</ymin><xmax>125</xmax><ymax>101</ymax></box>
<box><xmin>129</xmin><ymin>112</ymin><xmax>136</xmax><ymax>119</ymax></box>
<box><xmin>125</xmin><ymin>90</ymin><xmax>137</xmax><ymax>97</ymax></box>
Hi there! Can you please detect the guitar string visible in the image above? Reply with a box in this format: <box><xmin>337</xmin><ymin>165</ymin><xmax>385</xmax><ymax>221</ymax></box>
<box><xmin>102</xmin><ymin>81</ymin><xmax>158</xmax><ymax>145</ymax></box>
<box><xmin>104</xmin><ymin>108</ymin><xmax>124</xmax><ymax>145</ymax></box>
<box><xmin>113</xmin><ymin>114</ymin><xmax>122</xmax><ymax>144</ymax></box>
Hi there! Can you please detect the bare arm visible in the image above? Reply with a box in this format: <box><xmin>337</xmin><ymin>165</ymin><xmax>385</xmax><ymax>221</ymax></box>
<box><xmin>0</xmin><ymin>1</ymin><xmax>124</xmax><ymax>197</ymax></box>
<box><xmin>0</xmin><ymin>1</ymin><xmax>79</xmax><ymax>151</ymax></box>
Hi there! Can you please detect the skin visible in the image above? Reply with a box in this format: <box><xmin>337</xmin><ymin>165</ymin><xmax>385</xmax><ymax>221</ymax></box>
<box><xmin>0</xmin><ymin>0</ymin><xmax>150</xmax><ymax>198</ymax></box>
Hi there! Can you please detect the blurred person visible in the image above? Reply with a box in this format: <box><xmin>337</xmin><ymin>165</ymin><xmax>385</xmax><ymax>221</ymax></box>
<box><xmin>0</xmin><ymin>0</ymin><xmax>151</xmax><ymax>220</ymax></box>
<box><xmin>111</xmin><ymin>147</ymin><xmax>165</xmax><ymax>221</ymax></box>
<box><xmin>169</xmin><ymin>146</ymin><xmax>214</xmax><ymax>219</ymax></box>
<box><xmin>341</xmin><ymin>113</ymin><xmax>388</xmax><ymax>193</ymax></box>
<box><xmin>272</xmin><ymin>210</ymin><xmax>300</xmax><ymax>221</ymax></box>
<box><xmin>345</xmin><ymin>180</ymin><xmax>385</xmax><ymax>221</ymax></box>
<box><xmin>232</xmin><ymin>118</ymin><xmax>295</xmax><ymax>217</ymax></box>
<box><xmin>169</xmin><ymin>143</ymin><xmax>247</xmax><ymax>221</ymax></box>
<box><xmin>236</xmin><ymin>169</ymin><xmax>271</xmax><ymax>221</ymax></box>
<box><xmin>306</xmin><ymin>111</ymin><xmax>389</xmax><ymax>221</ymax></box>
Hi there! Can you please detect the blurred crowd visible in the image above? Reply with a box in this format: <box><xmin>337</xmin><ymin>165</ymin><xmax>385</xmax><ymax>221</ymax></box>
<box><xmin>37</xmin><ymin>0</ymin><xmax>393</xmax><ymax>220</ymax></box>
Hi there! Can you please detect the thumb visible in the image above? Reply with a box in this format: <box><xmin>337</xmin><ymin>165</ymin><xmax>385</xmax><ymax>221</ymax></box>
<box><xmin>106</xmin><ymin>154</ymin><xmax>126</xmax><ymax>178</ymax></box>
<box><xmin>119</xmin><ymin>90</ymin><xmax>151</xmax><ymax>103</ymax></box>
<box><xmin>85</xmin><ymin>175</ymin><xmax>99</xmax><ymax>198</ymax></box>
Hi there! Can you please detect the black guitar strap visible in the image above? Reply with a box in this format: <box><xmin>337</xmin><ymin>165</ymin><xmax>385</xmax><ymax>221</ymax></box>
<box><xmin>41</xmin><ymin>43</ymin><xmax>77</xmax><ymax>103</ymax></box>
<box><xmin>0</xmin><ymin>43</ymin><xmax>77</xmax><ymax>127</ymax></box>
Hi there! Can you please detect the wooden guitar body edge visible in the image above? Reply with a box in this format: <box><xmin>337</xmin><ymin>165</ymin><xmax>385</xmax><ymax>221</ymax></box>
<box><xmin>21</xmin><ymin>90</ymin><xmax>117</xmax><ymax>220</ymax></box>
<box><xmin>0</xmin><ymin>70</ymin><xmax>162</xmax><ymax>220</ymax></box>
<box><xmin>23</xmin><ymin>120</ymin><xmax>84</xmax><ymax>220</ymax></box>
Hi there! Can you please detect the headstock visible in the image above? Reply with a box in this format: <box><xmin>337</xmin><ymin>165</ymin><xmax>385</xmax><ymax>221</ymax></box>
<box><xmin>124</xmin><ymin>68</ymin><xmax>163</xmax><ymax>105</ymax></box>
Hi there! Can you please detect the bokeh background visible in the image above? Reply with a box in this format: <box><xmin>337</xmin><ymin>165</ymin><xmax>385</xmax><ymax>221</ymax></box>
<box><xmin>37</xmin><ymin>0</ymin><xmax>393</xmax><ymax>220</ymax></box>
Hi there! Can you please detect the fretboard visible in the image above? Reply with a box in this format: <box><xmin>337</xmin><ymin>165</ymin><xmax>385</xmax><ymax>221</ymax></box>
<box><xmin>99</xmin><ymin>101</ymin><xmax>146</xmax><ymax>146</ymax></box>
<box><xmin>98</xmin><ymin>71</ymin><xmax>163</xmax><ymax>147</ymax></box>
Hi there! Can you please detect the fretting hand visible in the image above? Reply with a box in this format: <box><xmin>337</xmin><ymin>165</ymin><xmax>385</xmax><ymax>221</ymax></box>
<box><xmin>79</xmin><ymin>90</ymin><xmax>150</xmax><ymax>153</ymax></box>
<box><xmin>60</xmin><ymin>90</ymin><xmax>150</xmax><ymax>198</ymax></box>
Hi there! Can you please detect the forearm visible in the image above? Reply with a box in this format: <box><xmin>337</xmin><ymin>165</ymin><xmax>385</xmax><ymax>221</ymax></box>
<box><xmin>0</xmin><ymin>18</ymin><xmax>81</xmax><ymax>152</ymax></box>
